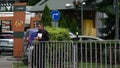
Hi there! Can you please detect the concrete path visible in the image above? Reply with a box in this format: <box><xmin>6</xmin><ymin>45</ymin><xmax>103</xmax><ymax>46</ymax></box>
<box><xmin>0</xmin><ymin>56</ymin><xmax>13</xmax><ymax>68</ymax></box>
<box><xmin>0</xmin><ymin>52</ymin><xmax>15</xmax><ymax>68</ymax></box>
<box><xmin>0</xmin><ymin>62</ymin><xmax>13</xmax><ymax>68</ymax></box>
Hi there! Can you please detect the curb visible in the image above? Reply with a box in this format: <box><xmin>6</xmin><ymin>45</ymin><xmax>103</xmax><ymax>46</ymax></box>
<box><xmin>7</xmin><ymin>57</ymin><xmax>24</xmax><ymax>61</ymax></box>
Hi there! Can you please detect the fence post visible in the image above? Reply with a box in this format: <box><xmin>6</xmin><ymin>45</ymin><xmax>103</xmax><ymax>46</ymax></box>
<box><xmin>73</xmin><ymin>42</ymin><xmax>77</xmax><ymax>68</ymax></box>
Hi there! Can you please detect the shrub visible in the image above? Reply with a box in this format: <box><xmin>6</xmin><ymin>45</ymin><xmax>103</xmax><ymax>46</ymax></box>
<box><xmin>45</xmin><ymin>26</ymin><xmax>70</xmax><ymax>41</ymax></box>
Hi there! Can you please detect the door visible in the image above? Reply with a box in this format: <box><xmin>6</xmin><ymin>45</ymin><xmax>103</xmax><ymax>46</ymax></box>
<box><xmin>83</xmin><ymin>19</ymin><xmax>96</xmax><ymax>36</ymax></box>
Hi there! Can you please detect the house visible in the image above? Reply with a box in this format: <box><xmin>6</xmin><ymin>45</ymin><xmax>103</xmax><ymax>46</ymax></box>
<box><xmin>0</xmin><ymin>0</ymin><xmax>35</xmax><ymax>32</ymax></box>
<box><xmin>28</xmin><ymin>0</ymin><xmax>103</xmax><ymax>37</ymax></box>
<box><xmin>0</xmin><ymin>11</ymin><xmax>35</xmax><ymax>32</ymax></box>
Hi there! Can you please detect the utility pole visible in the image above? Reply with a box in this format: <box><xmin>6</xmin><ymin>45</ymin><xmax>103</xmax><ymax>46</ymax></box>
<box><xmin>114</xmin><ymin>0</ymin><xmax>119</xmax><ymax>40</ymax></box>
<box><xmin>73</xmin><ymin>0</ymin><xmax>80</xmax><ymax>41</ymax></box>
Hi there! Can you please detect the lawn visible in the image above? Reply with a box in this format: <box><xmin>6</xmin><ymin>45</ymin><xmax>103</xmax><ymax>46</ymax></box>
<box><xmin>13</xmin><ymin>62</ymin><xmax>28</xmax><ymax>68</ymax></box>
<box><xmin>12</xmin><ymin>61</ymin><xmax>120</xmax><ymax>68</ymax></box>
<box><xmin>78</xmin><ymin>62</ymin><xmax>120</xmax><ymax>68</ymax></box>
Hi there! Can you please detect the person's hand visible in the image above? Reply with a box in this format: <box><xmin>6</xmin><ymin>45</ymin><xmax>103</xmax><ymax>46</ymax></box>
<box><xmin>34</xmin><ymin>37</ymin><xmax>39</xmax><ymax>40</ymax></box>
<box><xmin>34</xmin><ymin>37</ymin><xmax>41</xmax><ymax>40</ymax></box>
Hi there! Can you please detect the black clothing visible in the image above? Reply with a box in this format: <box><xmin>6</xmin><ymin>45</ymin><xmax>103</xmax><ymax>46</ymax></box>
<box><xmin>36</xmin><ymin>29</ymin><xmax>49</xmax><ymax>41</ymax></box>
<box><xmin>35</xmin><ymin>29</ymin><xmax>49</xmax><ymax>68</ymax></box>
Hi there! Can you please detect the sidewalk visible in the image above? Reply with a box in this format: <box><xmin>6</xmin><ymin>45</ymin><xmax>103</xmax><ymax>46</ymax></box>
<box><xmin>7</xmin><ymin>57</ymin><xmax>24</xmax><ymax>68</ymax></box>
<box><xmin>0</xmin><ymin>62</ymin><xmax>13</xmax><ymax>68</ymax></box>
<box><xmin>0</xmin><ymin>52</ymin><xmax>24</xmax><ymax>68</ymax></box>
<box><xmin>0</xmin><ymin>56</ymin><xmax>14</xmax><ymax>68</ymax></box>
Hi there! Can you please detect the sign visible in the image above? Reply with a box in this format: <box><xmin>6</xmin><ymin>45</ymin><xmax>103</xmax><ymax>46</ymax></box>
<box><xmin>15</xmin><ymin>20</ymin><xmax>23</xmax><ymax>27</ymax></box>
<box><xmin>50</xmin><ymin>10</ymin><xmax>61</xmax><ymax>21</ymax></box>
<box><xmin>0</xmin><ymin>3</ymin><xmax>14</xmax><ymax>12</ymax></box>
<box><xmin>14</xmin><ymin>6</ymin><xmax>26</xmax><ymax>11</ymax></box>
<box><xmin>0</xmin><ymin>3</ymin><xmax>26</xmax><ymax>12</ymax></box>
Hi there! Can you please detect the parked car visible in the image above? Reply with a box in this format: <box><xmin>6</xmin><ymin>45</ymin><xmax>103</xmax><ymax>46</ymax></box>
<box><xmin>0</xmin><ymin>31</ymin><xmax>14</xmax><ymax>54</ymax></box>
<box><xmin>71</xmin><ymin>35</ymin><xmax>103</xmax><ymax>41</ymax></box>
<box><xmin>69</xmin><ymin>32</ymin><xmax>76</xmax><ymax>38</ymax></box>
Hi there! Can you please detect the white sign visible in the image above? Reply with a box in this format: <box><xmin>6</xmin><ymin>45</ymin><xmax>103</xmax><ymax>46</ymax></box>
<box><xmin>0</xmin><ymin>12</ymin><xmax>13</xmax><ymax>17</ymax></box>
<box><xmin>38</xmin><ymin>33</ymin><xmax>42</xmax><ymax>38</ymax></box>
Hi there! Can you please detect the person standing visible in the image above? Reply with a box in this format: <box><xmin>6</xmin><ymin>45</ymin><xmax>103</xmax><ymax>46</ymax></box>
<box><xmin>34</xmin><ymin>23</ymin><xmax>49</xmax><ymax>41</ymax></box>
<box><xmin>34</xmin><ymin>23</ymin><xmax>49</xmax><ymax>68</ymax></box>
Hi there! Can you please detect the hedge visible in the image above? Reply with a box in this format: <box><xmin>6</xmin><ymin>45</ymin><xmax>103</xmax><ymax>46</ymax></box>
<box><xmin>45</xmin><ymin>26</ymin><xmax>70</xmax><ymax>41</ymax></box>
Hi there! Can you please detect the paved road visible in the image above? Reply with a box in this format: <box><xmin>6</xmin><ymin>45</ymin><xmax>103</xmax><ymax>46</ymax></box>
<box><xmin>0</xmin><ymin>52</ymin><xmax>13</xmax><ymax>68</ymax></box>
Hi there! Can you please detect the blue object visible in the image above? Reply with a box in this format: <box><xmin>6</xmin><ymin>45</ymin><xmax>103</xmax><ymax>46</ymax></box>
<box><xmin>30</xmin><ymin>32</ymin><xmax>37</xmax><ymax>44</ymax></box>
<box><xmin>28</xmin><ymin>28</ymin><xmax>38</xmax><ymax>45</ymax></box>
<box><xmin>50</xmin><ymin>10</ymin><xmax>61</xmax><ymax>21</ymax></box>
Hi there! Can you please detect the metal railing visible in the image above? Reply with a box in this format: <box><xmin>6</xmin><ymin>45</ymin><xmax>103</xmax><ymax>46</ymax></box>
<box><xmin>28</xmin><ymin>41</ymin><xmax>120</xmax><ymax>68</ymax></box>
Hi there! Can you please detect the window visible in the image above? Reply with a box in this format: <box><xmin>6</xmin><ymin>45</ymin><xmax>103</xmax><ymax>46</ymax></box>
<box><xmin>1</xmin><ymin>20</ymin><xmax>12</xmax><ymax>32</ymax></box>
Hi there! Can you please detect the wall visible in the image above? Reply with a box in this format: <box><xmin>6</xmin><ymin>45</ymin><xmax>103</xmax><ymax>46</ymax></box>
<box><xmin>0</xmin><ymin>12</ymin><xmax>35</xmax><ymax>25</ymax></box>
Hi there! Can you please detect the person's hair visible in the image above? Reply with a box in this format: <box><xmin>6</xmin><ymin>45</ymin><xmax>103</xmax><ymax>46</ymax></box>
<box><xmin>37</xmin><ymin>23</ymin><xmax>44</xmax><ymax>28</ymax></box>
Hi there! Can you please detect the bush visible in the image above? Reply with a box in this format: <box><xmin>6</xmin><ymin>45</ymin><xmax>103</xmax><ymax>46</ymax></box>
<box><xmin>45</xmin><ymin>26</ymin><xmax>70</xmax><ymax>41</ymax></box>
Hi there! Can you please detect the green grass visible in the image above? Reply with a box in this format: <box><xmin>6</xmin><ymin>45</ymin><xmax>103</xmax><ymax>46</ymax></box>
<box><xmin>78</xmin><ymin>62</ymin><xmax>120</xmax><ymax>68</ymax></box>
<box><xmin>12</xmin><ymin>61</ymin><xmax>120</xmax><ymax>68</ymax></box>
<box><xmin>13</xmin><ymin>62</ymin><xmax>28</xmax><ymax>68</ymax></box>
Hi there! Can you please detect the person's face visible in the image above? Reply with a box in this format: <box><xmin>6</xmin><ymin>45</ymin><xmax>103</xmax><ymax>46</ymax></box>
<box><xmin>38</xmin><ymin>24</ymin><xmax>43</xmax><ymax>30</ymax></box>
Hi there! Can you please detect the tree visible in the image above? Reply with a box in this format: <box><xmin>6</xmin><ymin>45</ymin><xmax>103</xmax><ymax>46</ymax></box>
<box><xmin>41</xmin><ymin>4</ymin><xmax>52</xmax><ymax>26</ymax></box>
<box><xmin>59</xmin><ymin>17</ymin><xmax>67</xmax><ymax>28</ymax></box>
<box><xmin>58</xmin><ymin>12</ymin><xmax>68</xmax><ymax>28</ymax></box>
<box><xmin>28</xmin><ymin>0</ymin><xmax>41</xmax><ymax>6</ymax></box>
<box><xmin>96</xmin><ymin>0</ymin><xmax>120</xmax><ymax>39</ymax></box>
<box><xmin>69</xmin><ymin>18</ymin><xmax>77</xmax><ymax>34</ymax></box>
<box><xmin>85</xmin><ymin>0</ymin><xmax>96</xmax><ymax>5</ymax></box>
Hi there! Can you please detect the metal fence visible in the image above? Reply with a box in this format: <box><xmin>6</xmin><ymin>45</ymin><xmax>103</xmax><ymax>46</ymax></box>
<box><xmin>28</xmin><ymin>41</ymin><xmax>120</xmax><ymax>68</ymax></box>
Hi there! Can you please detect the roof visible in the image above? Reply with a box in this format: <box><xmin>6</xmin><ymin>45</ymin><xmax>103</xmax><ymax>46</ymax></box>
<box><xmin>29</xmin><ymin>0</ymin><xmax>96</xmax><ymax>12</ymax></box>
<box><xmin>29</xmin><ymin>0</ymin><xmax>74</xmax><ymax>12</ymax></box>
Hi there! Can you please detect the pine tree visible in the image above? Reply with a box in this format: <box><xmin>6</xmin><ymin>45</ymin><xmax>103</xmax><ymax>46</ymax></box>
<box><xmin>28</xmin><ymin>0</ymin><xmax>41</xmax><ymax>6</ymax></box>
<box><xmin>59</xmin><ymin>17</ymin><xmax>67</xmax><ymax>28</ymax></box>
<box><xmin>58</xmin><ymin>12</ymin><xmax>68</xmax><ymax>28</ymax></box>
<box><xmin>41</xmin><ymin>4</ymin><xmax>52</xmax><ymax>26</ymax></box>
<box><xmin>69</xmin><ymin>18</ymin><xmax>77</xmax><ymax>34</ymax></box>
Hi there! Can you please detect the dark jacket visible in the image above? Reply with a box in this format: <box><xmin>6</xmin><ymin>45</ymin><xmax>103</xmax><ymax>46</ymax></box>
<box><xmin>36</xmin><ymin>29</ymin><xmax>49</xmax><ymax>41</ymax></box>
